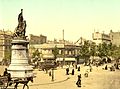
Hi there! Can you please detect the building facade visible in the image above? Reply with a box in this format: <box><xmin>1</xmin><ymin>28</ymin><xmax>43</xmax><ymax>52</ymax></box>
<box><xmin>29</xmin><ymin>34</ymin><xmax>47</xmax><ymax>44</ymax></box>
<box><xmin>0</xmin><ymin>30</ymin><xmax>13</xmax><ymax>62</ymax></box>
<box><xmin>109</xmin><ymin>30</ymin><xmax>120</xmax><ymax>47</ymax></box>
<box><xmin>28</xmin><ymin>34</ymin><xmax>47</xmax><ymax>58</ymax></box>
<box><xmin>92</xmin><ymin>32</ymin><xmax>111</xmax><ymax>45</ymax></box>
<box><xmin>29</xmin><ymin>40</ymin><xmax>80</xmax><ymax>63</ymax></box>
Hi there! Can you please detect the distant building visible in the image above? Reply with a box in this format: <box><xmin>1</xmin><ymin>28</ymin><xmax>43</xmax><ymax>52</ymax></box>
<box><xmin>0</xmin><ymin>30</ymin><xmax>13</xmax><ymax>62</ymax></box>
<box><xmin>109</xmin><ymin>30</ymin><xmax>120</xmax><ymax>47</ymax></box>
<box><xmin>92</xmin><ymin>32</ymin><xmax>111</xmax><ymax>45</ymax></box>
<box><xmin>28</xmin><ymin>34</ymin><xmax>47</xmax><ymax>44</ymax></box>
<box><xmin>28</xmin><ymin>34</ymin><xmax>47</xmax><ymax>58</ymax></box>
<box><xmin>29</xmin><ymin>40</ymin><xmax>80</xmax><ymax>64</ymax></box>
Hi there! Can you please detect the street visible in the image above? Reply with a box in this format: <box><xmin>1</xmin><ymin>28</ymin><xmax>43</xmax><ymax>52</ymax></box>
<box><xmin>20</xmin><ymin>64</ymin><xmax>120</xmax><ymax>89</ymax></box>
<box><xmin>1</xmin><ymin>64</ymin><xmax>120</xmax><ymax>89</ymax></box>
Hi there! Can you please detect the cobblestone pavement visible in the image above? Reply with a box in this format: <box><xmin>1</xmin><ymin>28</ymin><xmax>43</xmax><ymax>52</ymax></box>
<box><xmin>1</xmin><ymin>64</ymin><xmax>120</xmax><ymax>89</ymax></box>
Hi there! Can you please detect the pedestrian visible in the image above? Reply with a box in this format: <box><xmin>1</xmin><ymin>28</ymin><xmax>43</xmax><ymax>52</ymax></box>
<box><xmin>78</xmin><ymin>66</ymin><xmax>80</xmax><ymax>71</ymax></box>
<box><xmin>105</xmin><ymin>65</ymin><xmax>107</xmax><ymax>70</ymax></box>
<box><xmin>72</xmin><ymin>69</ymin><xmax>74</xmax><ymax>75</ymax></box>
<box><xmin>76</xmin><ymin>75</ymin><xmax>81</xmax><ymax>87</ymax></box>
<box><xmin>49</xmin><ymin>71</ymin><xmax>51</xmax><ymax>76</ymax></box>
<box><xmin>66</xmin><ymin>68</ymin><xmax>69</xmax><ymax>75</ymax></box>
<box><xmin>116</xmin><ymin>64</ymin><xmax>119</xmax><ymax>69</ymax></box>
<box><xmin>89</xmin><ymin>65</ymin><xmax>92</xmax><ymax>72</ymax></box>
<box><xmin>75</xmin><ymin>64</ymin><xmax>77</xmax><ymax>69</ymax></box>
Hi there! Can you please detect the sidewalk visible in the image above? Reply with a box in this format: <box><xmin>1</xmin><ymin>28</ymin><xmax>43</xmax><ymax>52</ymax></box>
<box><xmin>27</xmin><ymin>65</ymin><xmax>86</xmax><ymax>88</ymax></box>
<box><xmin>29</xmin><ymin>68</ymin><xmax>70</xmax><ymax>86</ymax></box>
<box><xmin>4</xmin><ymin>64</ymin><xmax>120</xmax><ymax>89</ymax></box>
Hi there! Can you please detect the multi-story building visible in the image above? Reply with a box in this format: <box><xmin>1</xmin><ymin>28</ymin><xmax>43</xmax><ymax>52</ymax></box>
<box><xmin>92</xmin><ymin>32</ymin><xmax>111</xmax><ymax>45</ymax></box>
<box><xmin>109</xmin><ymin>30</ymin><xmax>120</xmax><ymax>47</ymax></box>
<box><xmin>29</xmin><ymin>40</ymin><xmax>80</xmax><ymax>64</ymax></box>
<box><xmin>28</xmin><ymin>34</ymin><xmax>47</xmax><ymax>44</ymax></box>
<box><xmin>28</xmin><ymin>34</ymin><xmax>47</xmax><ymax>58</ymax></box>
<box><xmin>0</xmin><ymin>30</ymin><xmax>13</xmax><ymax>62</ymax></box>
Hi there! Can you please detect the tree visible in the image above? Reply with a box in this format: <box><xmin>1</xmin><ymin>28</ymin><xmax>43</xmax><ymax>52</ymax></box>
<box><xmin>3</xmin><ymin>49</ymin><xmax>12</xmax><ymax>65</ymax></box>
<box><xmin>52</xmin><ymin>45</ymin><xmax>59</xmax><ymax>81</ymax></box>
<box><xmin>52</xmin><ymin>45</ymin><xmax>59</xmax><ymax>61</ymax></box>
<box><xmin>79</xmin><ymin>41</ymin><xmax>90</xmax><ymax>65</ymax></box>
<box><xmin>107</xmin><ymin>43</ymin><xmax>113</xmax><ymax>57</ymax></box>
<box><xmin>111</xmin><ymin>45</ymin><xmax>120</xmax><ymax>60</ymax></box>
<box><xmin>97</xmin><ymin>42</ymin><xmax>108</xmax><ymax>58</ymax></box>
<box><xmin>32</xmin><ymin>49</ymin><xmax>40</xmax><ymax>59</ymax></box>
<box><xmin>29</xmin><ymin>46</ymin><xmax>36</xmax><ymax>58</ymax></box>
<box><xmin>89</xmin><ymin>42</ymin><xmax>96</xmax><ymax>57</ymax></box>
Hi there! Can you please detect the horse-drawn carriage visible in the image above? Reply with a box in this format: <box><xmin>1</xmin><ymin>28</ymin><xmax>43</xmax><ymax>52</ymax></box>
<box><xmin>0</xmin><ymin>75</ymin><xmax>33</xmax><ymax>89</ymax></box>
<box><xmin>39</xmin><ymin>61</ymin><xmax>59</xmax><ymax>71</ymax></box>
<box><xmin>0</xmin><ymin>76</ymin><xmax>8</xmax><ymax>89</ymax></box>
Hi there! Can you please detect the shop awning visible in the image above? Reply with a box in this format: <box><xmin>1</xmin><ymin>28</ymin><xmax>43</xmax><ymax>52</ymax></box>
<box><xmin>56</xmin><ymin>58</ymin><xmax>76</xmax><ymax>61</ymax></box>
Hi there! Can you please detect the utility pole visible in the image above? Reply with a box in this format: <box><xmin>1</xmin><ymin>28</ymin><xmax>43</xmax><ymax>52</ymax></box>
<box><xmin>63</xmin><ymin>29</ymin><xmax>65</xmax><ymax>66</ymax></box>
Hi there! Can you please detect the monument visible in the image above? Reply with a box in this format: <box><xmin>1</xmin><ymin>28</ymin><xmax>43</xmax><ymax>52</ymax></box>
<box><xmin>7</xmin><ymin>9</ymin><xmax>33</xmax><ymax>78</ymax></box>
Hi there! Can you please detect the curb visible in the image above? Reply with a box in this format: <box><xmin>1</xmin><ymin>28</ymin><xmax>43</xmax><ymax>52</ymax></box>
<box><xmin>29</xmin><ymin>77</ymin><xmax>70</xmax><ymax>86</ymax></box>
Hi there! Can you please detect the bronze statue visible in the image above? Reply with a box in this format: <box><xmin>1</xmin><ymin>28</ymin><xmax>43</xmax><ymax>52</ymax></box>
<box><xmin>13</xmin><ymin>9</ymin><xmax>26</xmax><ymax>39</ymax></box>
<box><xmin>18</xmin><ymin>9</ymin><xmax>23</xmax><ymax>23</ymax></box>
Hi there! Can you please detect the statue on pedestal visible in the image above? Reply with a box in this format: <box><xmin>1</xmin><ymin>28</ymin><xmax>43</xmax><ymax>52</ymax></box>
<box><xmin>13</xmin><ymin>9</ymin><xmax>26</xmax><ymax>39</ymax></box>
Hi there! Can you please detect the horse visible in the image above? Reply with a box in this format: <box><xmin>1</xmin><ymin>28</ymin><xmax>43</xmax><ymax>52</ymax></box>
<box><xmin>14</xmin><ymin>77</ymin><xmax>33</xmax><ymax>89</ymax></box>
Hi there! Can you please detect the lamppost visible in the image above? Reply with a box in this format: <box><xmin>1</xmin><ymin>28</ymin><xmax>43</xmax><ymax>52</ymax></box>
<box><xmin>51</xmin><ymin>45</ymin><xmax>58</xmax><ymax>81</ymax></box>
<box><xmin>51</xmin><ymin>68</ymin><xmax>54</xmax><ymax>81</ymax></box>
<box><xmin>51</xmin><ymin>59</ymin><xmax>56</xmax><ymax>81</ymax></box>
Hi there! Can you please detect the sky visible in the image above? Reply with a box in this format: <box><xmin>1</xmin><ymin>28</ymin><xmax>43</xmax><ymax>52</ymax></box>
<box><xmin>1</xmin><ymin>0</ymin><xmax>120</xmax><ymax>42</ymax></box>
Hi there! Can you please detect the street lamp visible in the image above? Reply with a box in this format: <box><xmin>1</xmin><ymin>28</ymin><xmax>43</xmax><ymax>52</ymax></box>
<box><xmin>51</xmin><ymin>68</ymin><xmax>54</xmax><ymax>81</ymax></box>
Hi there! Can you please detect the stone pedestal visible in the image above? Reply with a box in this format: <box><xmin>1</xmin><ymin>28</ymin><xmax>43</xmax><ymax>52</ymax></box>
<box><xmin>8</xmin><ymin>39</ymin><xmax>33</xmax><ymax>78</ymax></box>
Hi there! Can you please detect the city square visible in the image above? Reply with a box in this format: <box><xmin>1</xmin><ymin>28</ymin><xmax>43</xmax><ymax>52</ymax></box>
<box><xmin>1</xmin><ymin>0</ymin><xmax>120</xmax><ymax>89</ymax></box>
